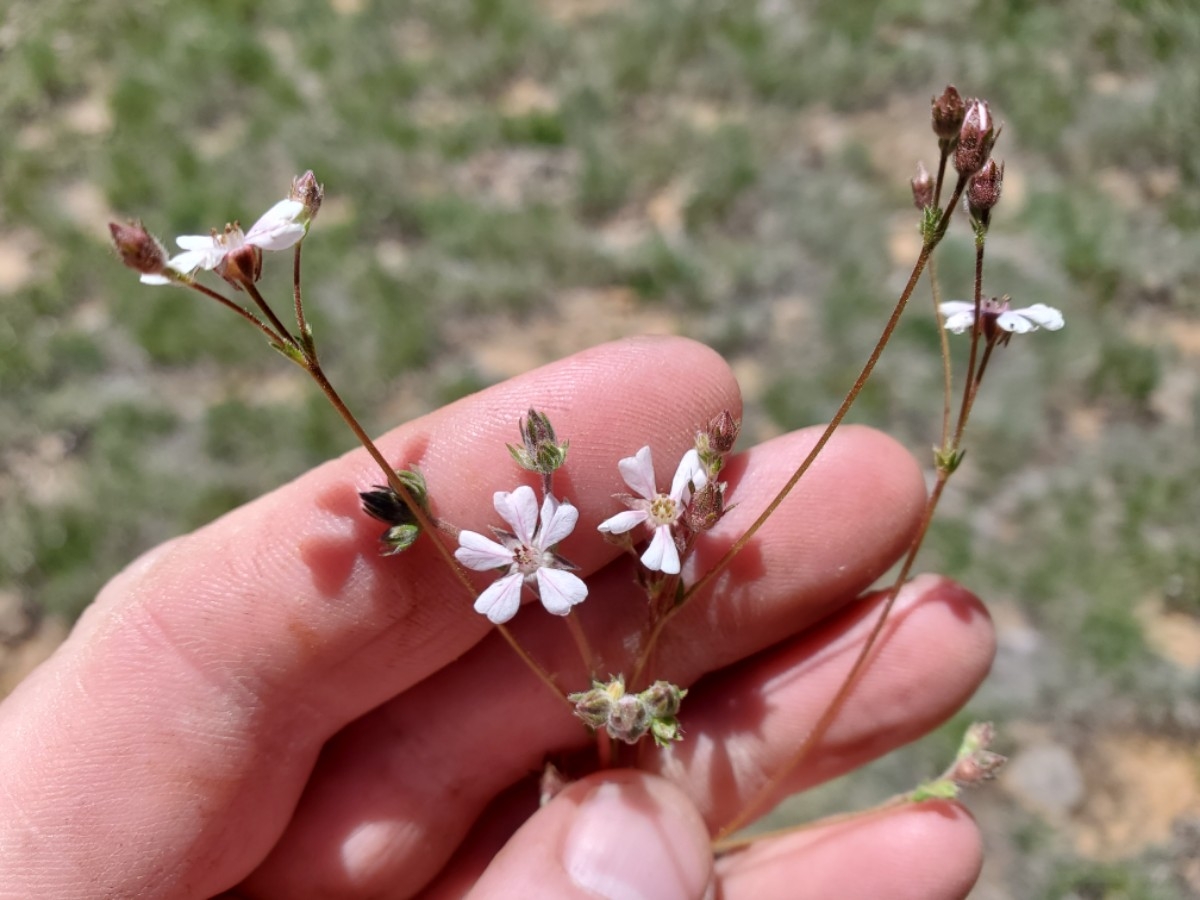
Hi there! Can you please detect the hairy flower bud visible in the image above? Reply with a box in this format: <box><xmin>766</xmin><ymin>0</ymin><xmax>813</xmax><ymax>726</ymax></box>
<box><xmin>109</xmin><ymin>221</ymin><xmax>169</xmax><ymax>279</ymax></box>
<box><xmin>949</xmin><ymin>721</ymin><xmax>1007</xmax><ymax>786</ymax></box>
<box><xmin>967</xmin><ymin>159</ymin><xmax>1004</xmax><ymax>222</ymax></box>
<box><xmin>931</xmin><ymin>85</ymin><xmax>966</xmax><ymax>143</ymax></box>
<box><xmin>290</xmin><ymin>170</ymin><xmax>324</xmax><ymax>225</ymax></box>
<box><xmin>705</xmin><ymin>410</ymin><xmax>740</xmax><ymax>454</ymax></box>
<box><xmin>954</xmin><ymin>99</ymin><xmax>999</xmax><ymax>177</ymax></box>
<box><xmin>508</xmin><ymin>409</ymin><xmax>569</xmax><ymax>475</ymax></box>
<box><xmin>684</xmin><ymin>481</ymin><xmax>725</xmax><ymax>533</ymax></box>
<box><xmin>639</xmin><ymin>681</ymin><xmax>686</xmax><ymax>718</ymax></box>
<box><xmin>911</xmin><ymin>161</ymin><xmax>934</xmax><ymax>210</ymax></box>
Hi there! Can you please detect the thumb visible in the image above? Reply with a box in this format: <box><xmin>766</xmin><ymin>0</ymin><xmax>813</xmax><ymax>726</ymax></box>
<box><xmin>468</xmin><ymin>771</ymin><xmax>714</xmax><ymax>900</ymax></box>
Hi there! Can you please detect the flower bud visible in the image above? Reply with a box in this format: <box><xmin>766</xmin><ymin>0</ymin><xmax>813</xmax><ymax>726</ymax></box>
<box><xmin>216</xmin><ymin>237</ymin><xmax>263</xmax><ymax>291</ymax></box>
<box><xmin>704</xmin><ymin>410</ymin><xmax>741</xmax><ymax>454</ymax></box>
<box><xmin>290</xmin><ymin>170</ymin><xmax>324</xmax><ymax>225</ymax></box>
<box><xmin>568</xmin><ymin>683</ymin><xmax>616</xmax><ymax>730</ymax></box>
<box><xmin>608</xmin><ymin>693</ymin><xmax>651</xmax><ymax>743</ymax></box>
<box><xmin>931</xmin><ymin>85</ymin><xmax>966</xmax><ymax>143</ymax></box>
<box><xmin>954</xmin><ymin>99</ymin><xmax>998</xmax><ymax>177</ymax></box>
<box><xmin>508</xmin><ymin>409</ymin><xmax>569</xmax><ymax>475</ymax></box>
<box><xmin>683</xmin><ymin>481</ymin><xmax>725</xmax><ymax>533</ymax></box>
<box><xmin>639</xmin><ymin>681</ymin><xmax>686</xmax><ymax>718</ymax></box>
<box><xmin>967</xmin><ymin>159</ymin><xmax>1004</xmax><ymax>222</ymax></box>
<box><xmin>109</xmin><ymin>220</ymin><xmax>169</xmax><ymax>279</ymax></box>
<box><xmin>949</xmin><ymin>721</ymin><xmax>1006</xmax><ymax>786</ymax></box>
<box><xmin>911</xmin><ymin>161</ymin><xmax>934</xmax><ymax>210</ymax></box>
<box><xmin>359</xmin><ymin>469</ymin><xmax>428</xmax><ymax>555</ymax></box>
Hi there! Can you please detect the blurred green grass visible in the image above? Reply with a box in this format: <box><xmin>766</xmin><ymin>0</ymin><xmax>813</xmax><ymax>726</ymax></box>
<box><xmin>2</xmin><ymin>0</ymin><xmax>1199</xmax><ymax>895</ymax></box>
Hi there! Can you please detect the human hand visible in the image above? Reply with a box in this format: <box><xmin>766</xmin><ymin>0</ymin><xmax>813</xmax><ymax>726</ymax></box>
<box><xmin>0</xmin><ymin>337</ymin><xmax>994</xmax><ymax>899</ymax></box>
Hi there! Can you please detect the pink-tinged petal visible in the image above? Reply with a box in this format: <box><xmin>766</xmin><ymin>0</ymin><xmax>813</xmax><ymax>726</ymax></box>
<box><xmin>938</xmin><ymin>301</ymin><xmax>974</xmax><ymax>317</ymax></box>
<box><xmin>494</xmin><ymin>485</ymin><xmax>539</xmax><ymax>545</ymax></box>
<box><xmin>670</xmin><ymin>448</ymin><xmax>704</xmax><ymax>502</ymax></box>
<box><xmin>246</xmin><ymin>199</ymin><xmax>306</xmax><ymax>251</ymax></box>
<box><xmin>535</xmin><ymin>568</ymin><xmax>588</xmax><ymax>616</ymax></box>
<box><xmin>455</xmin><ymin>530</ymin><xmax>514</xmax><ymax>571</ymax></box>
<box><xmin>598</xmin><ymin>509</ymin><xmax>649</xmax><ymax>534</ymax></box>
<box><xmin>537</xmin><ymin>494</ymin><xmax>579</xmax><ymax>550</ymax></box>
<box><xmin>473</xmin><ymin>573</ymin><xmax>524</xmax><ymax>624</ymax></box>
<box><xmin>617</xmin><ymin>446</ymin><xmax>659</xmax><ymax>501</ymax></box>
<box><xmin>641</xmin><ymin>525</ymin><xmax>680</xmax><ymax>575</ymax></box>
<box><xmin>1015</xmin><ymin>303</ymin><xmax>1064</xmax><ymax>331</ymax></box>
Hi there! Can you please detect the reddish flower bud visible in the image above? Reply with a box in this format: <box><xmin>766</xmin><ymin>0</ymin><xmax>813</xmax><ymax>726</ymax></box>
<box><xmin>954</xmin><ymin>99</ymin><xmax>999</xmax><ymax>177</ymax></box>
<box><xmin>931</xmin><ymin>85</ymin><xmax>966</xmax><ymax>143</ymax></box>
<box><xmin>705</xmin><ymin>410</ymin><xmax>740</xmax><ymax>454</ymax></box>
<box><xmin>214</xmin><ymin>226</ymin><xmax>263</xmax><ymax>291</ymax></box>
<box><xmin>968</xmin><ymin>159</ymin><xmax>1004</xmax><ymax>221</ymax></box>
<box><xmin>911</xmin><ymin>161</ymin><xmax>934</xmax><ymax>210</ymax></box>
<box><xmin>109</xmin><ymin>220</ymin><xmax>169</xmax><ymax>279</ymax></box>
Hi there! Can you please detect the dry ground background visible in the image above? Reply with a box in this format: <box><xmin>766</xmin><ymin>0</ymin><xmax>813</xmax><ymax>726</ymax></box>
<box><xmin>2</xmin><ymin>0</ymin><xmax>1199</xmax><ymax>896</ymax></box>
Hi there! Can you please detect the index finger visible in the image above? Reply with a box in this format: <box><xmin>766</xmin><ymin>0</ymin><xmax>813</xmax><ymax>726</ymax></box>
<box><xmin>0</xmin><ymin>335</ymin><xmax>741</xmax><ymax>899</ymax></box>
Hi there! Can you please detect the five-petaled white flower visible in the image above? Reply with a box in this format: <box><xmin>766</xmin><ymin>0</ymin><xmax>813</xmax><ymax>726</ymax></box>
<box><xmin>455</xmin><ymin>485</ymin><xmax>588</xmax><ymax>625</ymax></box>
<box><xmin>597</xmin><ymin>446</ymin><xmax>705</xmax><ymax>575</ymax></box>
<box><xmin>940</xmin><ymin>297</ymin><xmax>1064</xmax><ymax>335</ymax></box>
<box><xmin>140</xmin><ymin>198</ymin><xmax>308</xmax><ymax>285</ymax></box>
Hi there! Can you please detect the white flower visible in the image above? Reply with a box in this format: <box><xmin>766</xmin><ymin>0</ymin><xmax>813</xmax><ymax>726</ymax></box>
<box><xmin>940</xmin><ymin>297</ymin><xmax>1064</xmax><ymax>335</ymax></box>
<box><xmin>455</xmin><ymin>485</ymin><xmax>587</xmax><ymax>625</ymax></box>
<box><xmin>140</xmin><ymin>198</ymin><xmax>307</xmax><ymax>284</ymax></box>
<box><xmin>598</xmin><ymin>446</ymin><xmax>705</xmax><ymax>575</ymax></box>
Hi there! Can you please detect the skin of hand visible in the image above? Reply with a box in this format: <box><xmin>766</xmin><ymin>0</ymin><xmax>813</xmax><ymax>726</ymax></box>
<box><xmin>0</xmin><ymin>336</ymin><xmax>995</xmax><ymax>899</ymax></box>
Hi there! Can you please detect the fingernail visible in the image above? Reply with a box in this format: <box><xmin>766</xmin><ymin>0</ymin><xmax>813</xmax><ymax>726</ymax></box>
<box><xmin>562</xmin><ymin>778</ymin><xmax>711</xmax><ymax>900</ymax></box>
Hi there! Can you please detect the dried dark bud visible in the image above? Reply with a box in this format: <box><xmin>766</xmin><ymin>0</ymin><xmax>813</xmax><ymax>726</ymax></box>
<box><xmin>911</xmin><ymin>161</ymin><xmax>934</xmax><ymax>210</ymax></box>
<box><xmin>109</xmin><ymin>220</ymin><xmax>169</xmax><ymax>278</ymax></box>
<box><xmin>931</xmin><ymin>85</ymin><xmax>966</xmax><ymax>143</ymax></box>
<box><xmin>954</xmin><ymin>99</ymin><xmax>999</xmax><ymax>177</ymax></box>
<box><xmin>967</xmin><ymin>159</ymin><xmax>1004</xmax><ymax>222</ymax></box>
<box><xmin>290</xmin><ymin>170</ymin><xmax>324</xmax><ymax>224</ymax></box>
<box><xmin>684</xmin><ymin>481</ymin><xmax>725</xmax><ymax>533</ymax></box>
<box><xmin>359</xmin><ymin>469</ymin><xmax>428</xmax><ymax>554</ymax></box>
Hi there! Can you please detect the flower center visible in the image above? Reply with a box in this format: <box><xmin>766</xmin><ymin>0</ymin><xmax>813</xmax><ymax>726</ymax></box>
<box><xmin>648</xmin><ymin>494</ymin><xmax>679</xmax><ymax>528</ymax></box>
<box><xmin>512</xmin><ymin>544</ymin><xmax>541</xmax><ymax>576</ymax></box>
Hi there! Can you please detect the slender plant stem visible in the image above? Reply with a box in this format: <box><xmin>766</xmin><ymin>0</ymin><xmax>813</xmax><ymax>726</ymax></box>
<box><xmin>715</xmin><ymin>470</ymin><xmax>952</xmax><ymax>840</ymax></box>
<box><xmin>186</xmin><ymin>281</ymin><xmax>285</xmax><ymax>344</ymax></box>
<box><xmin>565</xmin><ymin>612</ymin><xmax>597</xmax><ymax>679</ymax></box>
<box><xmin>955</xmin><ymin>233</ymin><xmax>987</xmax><ymax>443</ymax></box>
<box><xmin>928</xmin><ymin>256</ymin><xmax>954</xmax><ymax>449</ymax></box>
<box><xmin>292</xmin><ymin>243</ymin><xmax>309</xmax><ymax>338</ymax></box>
<box><xmin>713</xmin><ymin>792</ymin><xmax>909</xmax><ymax>854</ymax></box>
<box><xmin>631</xmin><ymin>179</ymin><xmax>968</xmax><ymax>683</ymax></box>
<box><xmin>302</xmin><ymin>361</ymin><xmax>570</xmax><ymax>706</ymax></box>
<box><xmin>244</xmin><ymin>282</ymin><xmax>299</xmax><ymax>350</ymax></box>
<box><xmin>494</xmin><ymin>623</ymin><xmax>565</xmax><ymax>702</ymax></box>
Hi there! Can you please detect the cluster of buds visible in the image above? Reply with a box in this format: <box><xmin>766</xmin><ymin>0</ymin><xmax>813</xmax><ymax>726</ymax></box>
<box><xmin>359</xmin><ymin>468</ymin><xmax>429</xmax><ymax>555</ymax></box>
<box><xmin>569</xmin><ymin>676</ymin><xmax>687</xmax><ymax>747</ymax></box>
<box><xmin>507</xmin><ymin>408</ymin><xmax>569</xmax><ymax>475</ymax></box>
<box><xmin>909</xmin><ymin>722</ymin><xmax>1007</xmax><ymax>802</ymax></box>
<box><xmin>915</xmin><ymin>87</ymin><xmax>1004</xmax><ymax>232</ymax></box>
